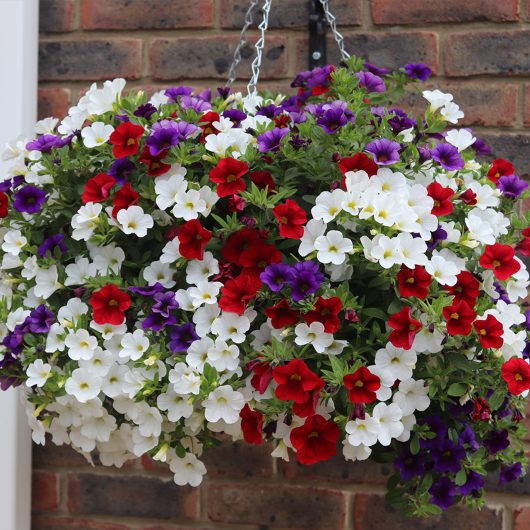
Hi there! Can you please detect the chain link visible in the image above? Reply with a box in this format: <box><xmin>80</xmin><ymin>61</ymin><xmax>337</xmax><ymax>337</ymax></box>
<box><xmin>226</xmin><ymin>0</ymin><xmax>260</xmax><ymax>86</ymax></box>
<box><xmin>247</xmin><ymin>0</ymin><xmax>272</xmax><ymax>95</ymax></box>
<box><xmin>319</xmin><ymin>0</ymin><xmax>350</xmax><ymax>62</ymax></box>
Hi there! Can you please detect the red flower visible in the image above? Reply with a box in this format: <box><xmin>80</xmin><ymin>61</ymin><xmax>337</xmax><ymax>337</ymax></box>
<box><xmin>90</xmin><ymin>283</ymin><xmax>131</xmax><ymax>325</ymax></box>
<box><xmin>474</xmin><ymin>314</ymin><xmax>504</xmax><ymax>349</ymax></box>
<box><xmin>387</xmin><ymin>306</ymin><xmax>422</xmax><ymax>350</ymax></box>
<box><xmin>273</xmin><ymin>359</ymin><xmax>324</xmax><ymax>404</ymax></box>
<box><xmin>459</xmin><ymin>188</ymin><xmax>477</xmax><ymax>206</ymax></box>
<box><xmin>209</xmin><ymin>157</ymin><xmax>248</xmax><ymax>197</ymax></box>
<box><xmin>396</xmin><ymin>265</ymin><xmax>432</xmax><ymax>299</ymax></box>
<box><xmin>228</xmin><ymin>194</ymin><xmax>246</xmax><ymax>213</ymax></box>
<box><xmin>290</xmin><ymin>414</ymin><xmax>339</xmax><ymax>465</ymax></box>
<box><xmin>445</xmin><ymin>271</ymin><xmax>480</xmax><ymax>307</ymax></box>
<box><xmin>249</xmin><ymin>361</ymin><xmax>274</xmax><ymax>394</ymax></box>
<box><xmin>82</xmin><ymin>173</ymin><xmax>116</xmax><ymax>204</ymax></box>
<box><xmin>222</xmin><ymin>228</ymin><xmax>262</xmax><ymax>264</ymax></box>
<box><xmin>471</xmin><ymin>397</ymin><xmax>491</xmax><ymax>422</ymax></box>
<box><xmin>249</xmin><ymin>170</ymin><xmax>275</xmax><ymax>192</ymax></box>
<box><xmin>138</xmin><ymin>146</ymin><xmax>171</xmax><ymax>177</ymax></box>
<box><xmin>442</xmin><ymin>299</ymin><xmax>476</xmax><ymax>336</ymax></box>
<box><xmin>516</xmin><ymin>237</ymin><xmax>530</xmax><ymax>257</ymax></box>
<box><xmin>239</xmin><ymin>240</ymin><xmax>282</xmax><ymax>276</ymax></box>
<box><xmin>273</xmin><ymin>114</ymin><xmax>291</xmax><ymax>128</ymax></box>
<box><xmin>198</xmin><ymin>111</ymin><xmax>220</xmax><ymax>142</ymax></box>
<box><xmin>0</xmin><ymin>192</ymin><xmax>8</xmax><ymax>218</ymax></box>
<box><xmin>501</xmin><ymin>357</ymin><xmax>530</xmax><ymax>395</ymax></box>
<box><xmin>343</xmin><ymin>367</ymin><xmax>380</xmax><ymax>404</ymax></box>
<box><xmin>479</xmin><ymin>243</ymin><xmax>521</xmax><ymax>281</ymax></box>
<box><xmin>265</xmin><ymin>299</ymin><xmax>300</xmax><ymax>329</ymax></box>
<box><xmin>292</xmin><ymin>383</ymin><xmax>325</xmax><ymax>418</ymax></box>
<box><xmin>487</xmin><ymin>158</ymin><xmax>514</xmax><ymax>185</ymax></box>
<box><xmin>109</xmin><ymin>121</ymin><xmax>144</xmax><ymax>158</ymax></box>
<box><xmin>427</xmin><ymin>182</ymin><xmax>454</xmax><ymax>217</ymax></box>
<box><xmin>112</xmin><ymin>183</ymin><xmax>140</xmax><ymax>218</ymax></box>
<box><xmin>239</xmin><ymin>404</ymin><xmax>264</xmax><ymax>445</ymax></box>
<box><xmin>219</xmin><ymin>273</ymin><xmax>262</xmax><ymax>314</ymax></box>
<box><xmin>338</xmin><ymin>153</ymin><xmax>378</xmax><ymax>188</ymax></box>
<box><xmin>177</xmin><ymin>219</ymin><xmax>212</xmax><ymax>260</ymax></box>
<box><xmin>303</xmin><ymin>296</ymin><xmax>342</xmax><ymax>333</ymax></box>
<box><xmin>272</xmin><ymin>199</ymin><xmax>307</xmax><ymax>239</ymax></box>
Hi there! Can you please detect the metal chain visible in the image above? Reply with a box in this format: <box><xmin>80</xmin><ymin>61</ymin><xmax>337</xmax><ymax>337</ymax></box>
<box><xmin>226</xmin><ymin>0</ymin><xmax>260</xmax><ymax>86</ymax></box>
<box><xmin>319</xmin><ymin>0</ymin><xmax>350</xmax><ymax>62</ymax></box>
<box><xmin>247</xmin><ymin>0</ymin><xmax>272</xmax><ymax>96</ymax></box>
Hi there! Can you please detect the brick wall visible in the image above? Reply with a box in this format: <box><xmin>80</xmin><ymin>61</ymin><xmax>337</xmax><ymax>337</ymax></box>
<box><xmin>32</xmin><ymin>1</ymin><xmax>530</xmax><ymax>529</ymax></box>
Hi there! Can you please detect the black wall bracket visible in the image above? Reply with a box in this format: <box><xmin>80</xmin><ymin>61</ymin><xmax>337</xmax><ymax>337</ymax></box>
<box><xmin>308</xmin><ymin>0</ymin><xmax>327</xmax><ymax>68</ymax></box>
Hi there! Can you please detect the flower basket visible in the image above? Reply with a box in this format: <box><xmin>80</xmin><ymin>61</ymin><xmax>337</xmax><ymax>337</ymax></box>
<box><xmin>1</xmin><ymin>30</ymin><xmax>530</xmax><ymax>515</ymax></box>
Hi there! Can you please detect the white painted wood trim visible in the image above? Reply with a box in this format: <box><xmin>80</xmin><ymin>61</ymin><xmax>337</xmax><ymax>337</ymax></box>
<box><xmin>0</xmin><ymin>1</ymin><xmax>39</xmax><ymax>529</ymax></box>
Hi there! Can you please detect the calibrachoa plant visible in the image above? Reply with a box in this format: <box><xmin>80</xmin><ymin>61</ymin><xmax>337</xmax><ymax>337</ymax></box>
<box><xmin>1</xmin><ymin>55</ymin><xmax>530</xmax><ymax>516</ymax></box>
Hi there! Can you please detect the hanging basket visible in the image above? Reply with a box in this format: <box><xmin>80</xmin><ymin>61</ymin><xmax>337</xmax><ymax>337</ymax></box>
<box><xmin>1</xmin><ymin>0</ymin><xmax>530</xmax><ymax>518</ymax></box>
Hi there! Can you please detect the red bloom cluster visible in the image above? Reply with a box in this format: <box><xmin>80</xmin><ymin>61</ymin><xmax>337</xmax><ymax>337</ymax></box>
<box><xmin>82</xmin><ymin>173</ymin><xmax>116</xmax><ymax>204</ymax></box>
<box><xmin>479</xmin><ymin>243</ymin><xmax>520</xmax><ymax>281</ymax></box>
<box><xmin>138</xmin><ymin>146</ymin><xmax>171</xmax><ymax>177</ymax></box>
<box><xmin>109</xmin><ymin>122</ymin><xmax>144</xmax><ymax>158</ymax></box>
<box><xmin>343</xmin><ymin>366</ymin><xmax>380</xmax><ymax>404</ymax></box>
<box><xmin>303</xmin><ymin>296</ymin><xmax>342</xmax><ymax>333</ymax></box>
<box><xmin>516</xmin><ymin>227</ymin><xmax>530</xmax><ymax>256</ymax></box>
<box><xmin>219</xmin><ymin>273</ymin><xmax>262</xmax><ymax>314</ymax></box>
<box><xmin>0</xmin><ymin>192</ymin><xmax>8</xmax><ymax>218</ymax></box>
<box><xmin>427</xmin><ymin>182</ymin><xmax>454</xmax><ymax>217</ymax></box>
<box><xmin>338</xmin><ymin>152</ymin><xmax>378</xmax><ymax>188</ymax></box>
<box><xmin>90</xmin><ymin>283</ymin><xmax>131</xmax><ymax>325</ymax></box>
<box><xmin>198</xmin><ymin>111</ymin><xmax>220</xmax><ymax>143</ymax></box>
<box><xmin>502</xmin><ymin>358</ymin><xmax>530</xmax><ymax>395</ymax></box>
<box><xmin>442</xmin><ymin>299</ymin><xmax>476</xmax><ymax>336</ymax></box>
<box><xmin>272</xmin><ymin>199</ymin><xmax>307</xmax><ymax>239</ymax></box>
<box><xmin>240</xmin><ymin>404</ymin><xmax>264</xmax><ymax>445</ymax></box>
<box><xmin>266</xmin><ymin>299</ymin><xmax>300</xmax><ymax>328</ymax></box>
<box><xmin>209</xmin><ymin>157</ymin><xmax>248</xmax><ymax>197</ymax></box>
<box><xmin>387</xmin><ymin>306</ymin><xmax>422</xmax><ymax>349</ymax></box>
<box><xmin>112</xmin><ymin>183</ymin><xmax>140</xmax><ymax>218</ymax></box>
<box><xmin>487</xmin><ymin>158</ymin><xmax>514</xmax><ymax>185</ymax></box>
<box><xmin>474</xmin><ymin>315</ymin><xmax>504</xmax><ymax>349</ymax></box>
<box><xmin>397</xmin><ymin>265</ymin><xmax>431</xmax><ymax>299</ymax></box>
<box><xmin>445</xmin><ymin>271</ymin><xmax>480</xmax><ymax>308</ymax></box>
<box><xmin>290</xmin><ymin>414</ymin><xmax>339</xmax><ymax>465</ymax></box>
<box><xmin>178</xmin><ymin>219</ymin><xmax>212</xmax><ymax>260</ymax></box>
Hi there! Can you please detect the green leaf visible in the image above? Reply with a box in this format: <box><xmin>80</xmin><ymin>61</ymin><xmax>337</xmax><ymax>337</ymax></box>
<box><xmin>488</xmin><ymin>389</ymin><xmax>506</xmax><ymax>411</ymax></box>
<box><xmin>447</xmin><ymin>382</ymin><xmax>468</xmax><ymax>397</ymax></box>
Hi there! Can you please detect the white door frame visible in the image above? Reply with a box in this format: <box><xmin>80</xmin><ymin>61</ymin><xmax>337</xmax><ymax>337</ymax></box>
<box><xmin>0</xmin><ymin>1</ymin><xmax>39</xmax><ymax>529</ymax></box>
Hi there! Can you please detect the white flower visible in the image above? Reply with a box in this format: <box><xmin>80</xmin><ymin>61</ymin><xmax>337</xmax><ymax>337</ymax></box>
<box><xmin>65</xmin><ymin>368</ymin><xmax>102</xmax><ymax>403</ymax></box>
<box><xmin>440</xmin><ymin>102</ymin><xmax>464</xmax><ymax>124</ymax></box>
<box><xmin>344</xmin><ymin>169</ymin><xmax>370</xmax><ymax>192</ymax></box>
<box><xmin>345</xmin><ymin>416</ymin><xmax>379</xmax><ymax>447</ymax></box>
<box><xmin>188</xmin><ymin>280</ymin><xmax>223</xmax><ymax>308</ymax></box>
<box><xmin>157</xmin><ymin>390</ymin><xmax>193</xmax><ymax>421</ymax></box>
<box><xmin>172</xmin><ymin>189</ymin><xmax>206</xmax><ymax>220</ymax></box>
<box><xmin>208</xmin><ymin>340</ymin><xmax>240</xmax><ymax>372</ymax></box>
<box><xmin>149</xmin><ymin>89</ymin><xmax>169</xmax><ymax>108</ymax></box>
<box><xmin>392</xmin><ymin>379</ymin><xmax>430</xmax><ymax>416</ymax></box>
<box><xmin>342</xmin><ymin>439</ymin><xmax>372</xmax><ymax>461</ymax></box>
<box><xmin>116</xmin><ymin>206</ymin><xmax>154</xmax><ymax>237</ymax></box>
<box><xmin>445</xmin><ymin>129</ymin><xmax>476</xmax><ymax>151</ymax></box>
<box><xmin>80</xmin><ymin>79</ymin><xmax>126</xmax><ymax>115</ymax></box>
<box><xmin>314</xmin><ymin>230</ymin><xmax>353</xmax><ymax>265</ymax></box>
<box><xmin>372</xmin><ymin>402</ymin><xmax>404</xmax><ymax>446</ymax></box>
<box><xmin>131</xmin><ymin>428</ymin><xmax>158</xmax><ymax>456</ymax></box>
<box><xmin>311</xmin><ymin>190</ymin><xmax>345</xmax><ymax>223</ymax></box>
<box><xmin>202</xmin><ymin>385</ymin><xmax>245</xmax><ymax>424</ymax></box>
<box><xmin>90</xmin><ymin>244</ymin><xmax>125</xmax><ymax>274</ymax></box>
<box><xmin>81</xmin><ymin>122</ymin><xmax>114</xmax><ymax>148</ymax></box>
<box><xmin>175</xmin><ymin>289</ymin><xmax>195</xmax><ymax>311</ymax></box>
<box><xmin>35</xmin><ymin>117</ymin><xmax>59</xmax><ymax>135</ymax></box>
<box><xmin>294</xmin><ymin>322</ymin><xmax>334</xmax><ymax>353</ymax></box>
<box><xmin>466</xmin><ymin>182</ymin><xmax>499</xmax><ymax>210</ymax></box>
<box><xmin>369</xmin><ymin>235</ymin><xmax>402</xmax><ymax>269</ymax></box>
<box><xmin>34</xmin><ymin>265</ymin><xmax>61</xmax><ymax>299</ymax></box>
<box><xmin>79</xmin><ymin>347</ymin><xmax>114</xmax><ymax>377</ymax></box>
<box><xmin>6</xmin><ymin>308</ymin><xmax>30</xmax><ymax>331</ymax></box>
<box><xmin>210</xmin><ymin>313</ymin><xmax>250</xmax><ymax>344</ymax></box>
<box><xmin>465</xmin><ymin>210</ymin><xmax>495</xmax><ymax>245</ymax></box>
<box><xmin>65</xmin><ymin>329</ymin><xmax>98</xmax><ymax>361</ymax></box>
<box><xmin>374</xmin><ymin>344</ymin><xmax>417</xmax><ymax>382</ymax></box>
<box><xmin>372</xmin><ymin>195</ymin><xmax>399</xmax><ymax>227</ymax></box>
<box><xmin>198</xmin><ymin>185</ymin><xmax>219</xmax><ymax>216</ymax></box>
<box><xmin>2</xmin><ymin>229</ymin><xmax>27</xmax><ymax>255</ymax></box>
<box><xmin>160</xmin><ymin>238</ymin><xmax>181</xmax><ymax>264</ymax></box>
<box><xmin>80</xmin><ymin>412</ymin><xmax>117</xmax><ymax>443</ymax></box>
<box><xmin>169</xmin><ymin>363</ymin><xmax>201</xmax><ymax>395</ymax></box>
<box><xmin>120</xmin><ymin>330</ymin><xmax>150</xmax><ymax>362</ymax></box>
<box><xmin>154</xmin><ymin>169</ymin><xmax>188</xmax><ymax>210</ymax></box>
<box><xmin>101</xmin><ymin>364</ymin><xmax>129</xmax><ymax>398</ymax></box>
<box><xmin>169</xmin><ymin>453</ymin><xmax>207</xmax><ymax>487</ymax></box>
<box><xmin>186</xmin><ymin>336</ymin><xmax>214</xmax><ymax>372</ymax></box>
<box><xmin>143</xmin><ymin>260</ymin><xmax>176</xmax><ymax>289</ymax></box>
<box><xmin>71</xmin><ymin>202</ymin><xmax>102</xmax><ymax>241</ymax></box>
<box><xmin>186</xmin><ymin>252</ymin><xmax>219</xmax><ymax>285</ymax></box>
<box><xmin>425</xmin><ymin>255</ymin><xmax>458</xmax><ymax>286</ymax></box>
<box><xmin>192</xmin><ymin>304</ymin><xmax>221</xmax><ymax>338</ymax></box>
<box><xmin>26</xmin><ymin>359</ymin><xmax>52</xmax><ymax>388</ymax></box>
<box><xmin>64</xmin><ymin>257</ymin><xmax>97</xmax><ymax>286</ymax></box>
<box><xmin>299</xmin><ymin>219</ymin><xmax>326</xmax><ymax>257</ymax></box>
<box><xmin>134</xmin><ymin>403</ymin><xmax>163</xmax><ymax>438</ymax></box>
<box><xmin>58</xmin><ymin>108</ymin><xmax>87</xmax><ymax>135</ymax></box>
<box><xmin>423</xmin><ymin>89</ymin><xmax>453</xmax><ymax>111</ymax></box>
<box><xmin>397</xmin><ymin>233</ymin><xmax>428</xmax><ymax>268</ymax></box>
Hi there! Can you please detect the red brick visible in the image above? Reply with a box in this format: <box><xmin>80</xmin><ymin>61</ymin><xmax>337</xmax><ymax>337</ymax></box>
<box><xmin>445</xmin><ymin>30</ymin><xmax>530</xmax><ymax>77</ymax></box>
<box><xmin>354</xmin><ymin>493</ymin><xmax>503</xmax><ymax>529</ymax></box>
<box><xmin>32</xmin><ymin>471</ymin><xmax>59</xmax><ymax>512</ymax></box>
<box><xmin>524</xmin><ymin>84</ymin><xmax>530</xmax><ymax>127</ymax></box>
<box><xmin>372</xmin><ymin>0</ymin><xmax>520</xmax><ymax>24</ymax></box>
<box><xmin>81</xmin><ymin>0</ymin><xmax>213</xmax><ymax>29</ymax></box>
<box><xmin>38</xmin><ymin>88</ymin><xmax>71</xmax><ymax>120</ymax></box>
<box><xmin>149</xmin><ymin>36</ymin><xmax>288</xmax><ymax>81</ymax></box>
<box><xmin>515</xmin><ymin>506</ymin><xmax>530</xmax><ymax>530</ymax></box>
<box><xmin>296</xmin><ymin>32</ymin><xmax>438</xmax><ymax>73</ymax></box>
<box><xmin>138</xmin><ymin>527</ymin><xmax>215</xmax><ymax>530</ymax></box>
<box><xmin>39</xmin><ymin>39</ymin><xmax>142</xmax><ymax>81</ymax></box>
<box><xmin>221</xmin><ymin>0</ymin><xmax>362</xmax><ymax>28</ymax></box>
<box><xmin>39</xmin><ymin>0</ymin><xmax>76</xmax><ymax>33</ymax></box>
<box><xmin>207</xmin><ymin>483</ymin><xmax>346</xmax><ymax>529</ymax></box>
<box><xmin>33</xmin><ymin>441</ymin><xmax>93</xmax><ymax>468</ymax></box>
<box><xmin>68</xmin><ymin>473</ymin><xmax>199</xmax><ymax>520</ymax></box>
<box><xmin>32</xmin><ymin>516</ymin><xmax>130</xmax><ymax>530</ymax></box>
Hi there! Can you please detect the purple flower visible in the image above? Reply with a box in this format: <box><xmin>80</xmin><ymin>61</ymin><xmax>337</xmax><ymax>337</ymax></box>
<box><xmin>38</xmin><ymin>234</ymin><xmax>67</xmax><ymax>258</ymax></box>
<box><xmin>418</xmin><ymin>146</ymin><xmax>432</xmax><ymax>163</ymax></box>
<box><xmin>364</xmin><ymin>62</ymin><xmax>391</xmax><ymax>76</ymax></box>
<box><xmin>169</xmin><ymin>322</ymin><xmax>199</xmax><ymax>353</ymax></box>
<box><xmin>152</xmin><ymin>291</ymin><xmax>179</xmax><ymax>318</ymax></box>
<box><xmin>431</xmin><ymin>143</ymin><xmax>465</xmax><ymax>171</ymax></box>
<box><xmin>459</xmin><ymin>471</ymin><xmax>485</xmax><ymax>496</ymax></box>
<box><xmin>524</xmin><ymin>309</ymin><xmax>530</xmax><ymax>330</ymax></box>
<box><xmin>146</xmin><ymin>120</ymin><xmax>198</xmax><ymax>156</ymax></box>
<box><xmin>27</xmin><ymin>305</ymin><xmax>54</xmax><ymax>334</ymax></box>
<box><xmin>289</xmin><ymin>134</ymin><xmax>310</xmax><ymax>150</ymax></box>
<box><xmin>134</xmin><ymin>103</ymin><xmax>157</xmax><ymax>119</ymax></box>
<box><xmin>180</xmin><ymin>95</ymin><xmax>212</xmax><ymax>113</ymax></box>
<box><xmin>429</xmin><ymin>477</ymin><xmax>456</xmax><ymax>510</ymax></box>
<box><xmin>0</xmin><ymin>178</ymin><xmax>13</xmax><ymax>193</ymax></box>
<box><xmin>0</xmin><ymin>355</ymin><xmax>23</xmax><ymax>390</ymax></box>
<box><xmin>129</xmin><ymin>283</ymin><xmax>166</xmax><ymax>296</ymax></box>
<box><xmin>498</xmin><ymin>174</ymin><xmax>528</xmax><ymax>198</ymax></box>
<box><xmin>459</xmin><ymin>424</ymin><xmax>479</xmax><ymax>451</ymax></box>
<box><xmin>394</xmin><ymin>447</ymin><xmax>426</xmax><ymax>481</ymax></box>
<box><xmin>426</xmin><ymin>225</ymin><xmax>447</xmax><ymax>251</ymax></box>
<box><xmin>288</xmin><ymin>111</ymin><xmax>307</xmax><ymax>125</ymax></box>
<box><xmin>2</xmin><ymin>331</ymin><xmax>24</xmax><ymax>356</ymax></box>
<box><xmin>431</xmin><ymin>439</ymin><xmax>465</xmax><ymax>473</ymax></box>
<box><xmin>483</xmin><ymin>429</ymin><xmax>510</xmax><ymax>454</ymax></box>
<box><xmin>316</xmin><ymin>101</ymin><xmax>355</xmax><ymax>134</ymax></box>
<box><xmin>499</xmin><ymin>462</ymin><xmax>523</xmax><ymax>485</ymax></box>
<box><xmin>13</xmin><ymin>186</ymin><xmax>46</xmax><ymax>214</ymax></box>
<box><xmin>26</xmin><ymin>134</ymin><xmax>68</xmax><ymax>153</ymax></box>
<box><xmin>257</xmin><ymin>128</ymin><xmax>289</xmax><ymax>153</ymax></box>
<box><xmin>356</xmin><ymin>71</ymin><xmax>386</xmax><ymax>93</ymax></box>
<box><xmin>365</xmin><ymin>138</ymin><xmax>401</xmax><ymax>165</ymax></box>
<box><xmin>404</xmin><ymin>63</ymin><xmax>432</xmax><ymax>82</ymax></box>
<box><xmin>257</xmin><ymin>104</ymin><xmax>281</xmax><ymax>118</ymax></box>
<box><xmin>223</xmin><ymin>109</ymin><xmax>247</xmax><ymax>126</ymax></box>
<box><xmin>164</xmin><ymin>86</ymin><xmax>194</xmax><ymax>101</ymax></box>
<box><xmin>196</xmin><ymin>88</ymin><xmax>212</xmax><ymax>102</ymax></box>
<box><xmin>288</xmin><ymin>261</ymin><xmax>324</xmax><ymax>301</ymax></box>
<box><xmin>493</xmin><ymin>281</ymin><xmax>510</xmax><ymax>304</ymax></box>
<box><xmin>472</xmin><ymin>137</ymin><xmax>492</xmax><ymax>156</ymax></box>
<box><xmin>108</xmin><ymin>157</ymin><xmax>136</xmax><ymax>184</ymax></box>
<box><xmin>260</xmin><ymin>263</ymin><xmax>295</xmax><ymax>292</ymax></box>
<box><xmin>217</xmin><ymin>86</ymin><xmax>232</xmax><ymax>100</ymax></box>
<box><xmin>388</xmin><ymin>108</ymin><xmax>416</xmax><ymax>134</ymax></box>
<box><xmin>142</xmin><ymin>311</ymin><xmax>176</xmax><ymax>332</ymax></box>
